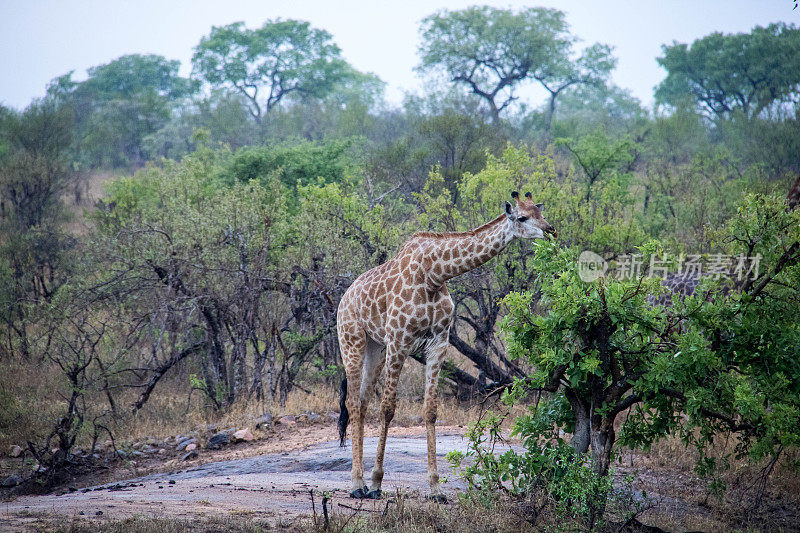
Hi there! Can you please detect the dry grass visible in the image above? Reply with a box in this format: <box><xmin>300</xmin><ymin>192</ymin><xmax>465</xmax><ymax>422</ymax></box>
<box><xmin>620</xmin><ymin>434</ymin><xmax>800</xmax><ymax>532</ymax></box>
<box><xmin>8</xmin><ymin>486</ymin><xmax>798</xmax><ymax>533</ymax></box>
<box><xmin>0</xmin><ymin>358</ymin><xmax>67</xmax><ymax>449</ymax></box>
<box><xmin>13</xmin><ymin>513</ymin><xmax>297</xmax><ymax>532</ymax></box>
<box><xmin>0</xmin><ymin>340</ymin><xmax>487</xmax><ymax>460</ymax></box>
<box><xmin>318</xmin><ymin>492</ymin><xmax>532</xmax><ymax>533</ymax></box>
<box><xmin>116</xmin><ymin>363</ymin><xmax>484</xmax><ymax>447</ymax></box>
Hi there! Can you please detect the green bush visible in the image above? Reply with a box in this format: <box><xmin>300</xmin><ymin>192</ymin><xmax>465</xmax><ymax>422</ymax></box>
<box><xmin>221</xmin><ymin>139</ymin><xmax>356</xmax><ymax>189</ymax></box>
<box><xmin>447</xmin><ymin>406</ymin><xmax>613</xmax><ymax>529</ymax></box>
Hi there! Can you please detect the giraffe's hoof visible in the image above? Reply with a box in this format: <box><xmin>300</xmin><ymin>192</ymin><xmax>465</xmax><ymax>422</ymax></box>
<box><xmin>426</xmin><ymin>493</ymin><xmax>448</xmax><ymax>504</ymax></box>
<box><xmin>365</xmin><ymin>489</ymin><xmax>382</xmax><ymax>499</ymax></box>
<box><xmin>349</xmin><ymin>486</ymin><xmax>370</xmax><ymax>499</ymax></box>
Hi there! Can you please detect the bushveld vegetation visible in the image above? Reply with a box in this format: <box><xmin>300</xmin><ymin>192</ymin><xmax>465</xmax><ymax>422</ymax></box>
<box><xmin>1</xmin><ymin>7</ymin><xmax>799</xmax><ymax>531</ymax></box>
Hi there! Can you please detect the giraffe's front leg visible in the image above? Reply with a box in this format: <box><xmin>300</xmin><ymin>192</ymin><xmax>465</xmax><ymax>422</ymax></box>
<box><xmin>423</xmin><ymin>336</ymin><xmax>449</xmax><ymax>502</ymax></box>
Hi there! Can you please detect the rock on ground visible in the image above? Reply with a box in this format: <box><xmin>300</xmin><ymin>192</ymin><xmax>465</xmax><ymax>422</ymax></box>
<box><xmin>3</xmin><ymin>475</ymin><xmax>23</xmax><ymax>487</ymax></box>
<box><xmin>176</xmin><ymin>438</ymin><xmax>196</xmax><ymax>451</ymax></box>
<box><xmin>182</xmin><ymin>450</ymin><xmax>198</xmax><ymax>461</ymax></box>
<box><xmin>254</xmin><ymin>413</ymin><xmax>273</xmax><ymax>429</ymax></box>
<box><xmin>232</xmin><ymin>428</ymin><xmax>255</xmax><ymax>442</ymax></box>
<box><xmin>206</xmin><ymin>432</ymin><xmax>230</xmax><ymax>450</ymax></box>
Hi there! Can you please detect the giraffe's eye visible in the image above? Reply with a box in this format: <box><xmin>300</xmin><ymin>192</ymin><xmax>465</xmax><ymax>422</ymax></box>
<box><xmin>517</xmin><ymin>216</ymin><xmax>529</xmax><ymax>222</ymax></box>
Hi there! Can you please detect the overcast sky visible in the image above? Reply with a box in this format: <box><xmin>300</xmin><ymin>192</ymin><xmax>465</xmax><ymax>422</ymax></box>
<box><xmin>0</xmin><ymin>0</ymin><xmax>797</xmax><ymax>112</ymax></box>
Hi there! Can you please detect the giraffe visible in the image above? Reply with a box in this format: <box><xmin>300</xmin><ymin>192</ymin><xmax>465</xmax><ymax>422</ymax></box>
<box><xmin>336</xmin><ymin>191</ymin><xmax>556</xmax><ymax>500</ymax></box>
<box><xmin>647</xmin><ymin>272</ymin><xmax>706</xmax><ymax>307</ymax></box>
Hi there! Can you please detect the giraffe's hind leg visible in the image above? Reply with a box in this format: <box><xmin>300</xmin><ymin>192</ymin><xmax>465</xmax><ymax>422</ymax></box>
<box><xmin>370</xmin><ymin>343</ymin><xmax>407</xmax><ymax>496</ymax></box>
<box><xmin>362</xmin><ymin>339</ymin><xmax>385</xmax><ymax>498</ymax></box>
<box><xmin>339</xmin><ymin>325</ymin><xmax>368</xmax><ymax>495</ymax></box>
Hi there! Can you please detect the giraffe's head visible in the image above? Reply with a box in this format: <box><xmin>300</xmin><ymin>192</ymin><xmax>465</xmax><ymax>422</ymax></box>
<box><xmin>505</xmin><ymin>191</ymin><xmax>557</xmax><ymax>240</ymax></box>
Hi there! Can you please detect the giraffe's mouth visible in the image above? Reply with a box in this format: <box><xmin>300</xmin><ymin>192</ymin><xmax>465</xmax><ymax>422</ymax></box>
<box><xmin>543</xmin><ymin>227</ymin><xmax>558</xmax><ymax>240</ymax></box>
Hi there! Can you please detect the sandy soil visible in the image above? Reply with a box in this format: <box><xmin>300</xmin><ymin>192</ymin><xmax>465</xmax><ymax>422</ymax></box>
<box><xmin>3</xmin><ymin>422</ymin><xmax>798</xmax><ymax>532</ymax></box>
<box><xmin>1</xmin><ymin>425</ymin><xmax>484</xmax><ymax>531</ymax></box>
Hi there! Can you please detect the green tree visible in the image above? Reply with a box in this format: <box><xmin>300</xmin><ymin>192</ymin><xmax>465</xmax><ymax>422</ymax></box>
<box><xmin>96</xmin><ymin>149</ymin><xmax>295</xmax><ymax>407</ymax></box>
<box><xmin>0</xmin><ymin>101</ymin><xmax>73</xmax><ymax>228</ymax></box>
<box><xmin>545</xmin><ymin>83</ymin><xmax>646</xmax><ymax>139</ymax></box>
<box><xmin>0</xmin><ymin>100</ymin><xmax>76</xmax><ymax>358</ymax></box>
<box><xmin>222</xmin><ymin>139</ymin><xmax>355</xmax><ymax>189</ymax></box>
<box><xmin>144</xmin><ymin>91</ymin><xmax>263</xmax><ymax>160</ymax></box>
<box><xmin>81</xmin><ymin>54</ymin><xmax>196</xmax><ymax>102</ymax></box>
<box><xmin>535</xmin><ymin>43</ymin><xmax>616</xmax><ymax>139</ymax></box>
<box><xmin>192</xmin><ymin>19</ymin><xmax>353</xmax><ymax>122</ymax></box>
<box><xmin>48</xmin><ymin>54</ymin><xmax>196</xmax><ymax>166</ymax></box>
<box><xmin>498</xmin><ymin>193</ymin><xmax>800</xmax><ymax>523</ymax></box>
<box><xmin>406</xmin><ymin>145</ymin><xmax>644</xmax><ymax>396</ymax></box>
<box><xmin>364</xmin><ymin>91</ymin><xmax>505</xmax><ymax>194</ymax></box>
<box><xmin>556</xmin><ymin>130</ymin><xmax>635</xmax><ymax>201</ymax></box>
<box><xmin>656</xmin><ymin>23</ymin><xmax>800</xmax><ymax>119</ymax></box>
<box><xmin>417</xmin><ymin>6</ymin><xmax>614</xmax><ymax>129</ymax></box>
<box><xmin>259</xmin><ymin>69</ymin><xmax>386</xmax><ymax>142</ymax></box>
<box><xmin>415</xmin><ymin>110</ymin><xmax>496</xmax><ymax>186</ymax></box>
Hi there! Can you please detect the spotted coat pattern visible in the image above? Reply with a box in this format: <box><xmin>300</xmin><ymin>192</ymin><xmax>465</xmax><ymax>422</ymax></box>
<box><xmin>647</xmin><ymin>273</ymin><xmax>704</xmax><ymax>307</ymax></box>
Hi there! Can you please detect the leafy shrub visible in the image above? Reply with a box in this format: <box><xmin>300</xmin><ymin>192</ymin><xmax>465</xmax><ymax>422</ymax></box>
<box><xmin>447</xmin><ymin>405</ymin><xmax>612</xmax><ymax>529</ymax></box>
<box><xmin>221</xmin><ymin>139</ymin><xmax>356</xmax><ymax>189</ymax></box>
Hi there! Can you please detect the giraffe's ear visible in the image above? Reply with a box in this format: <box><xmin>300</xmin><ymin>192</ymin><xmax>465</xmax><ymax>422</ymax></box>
<box><xmin>535</xmin><ymin>203</ymin><xmax>544</xmax><ymax>211</ymax></box>
<box><xmin>505</xmin><ymin>201</ymin><xmax>515</xmax><ymax>218</ymax></box>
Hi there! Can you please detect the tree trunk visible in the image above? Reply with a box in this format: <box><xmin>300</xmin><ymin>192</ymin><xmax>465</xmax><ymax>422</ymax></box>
<box><xmin>590</xmin><ymin>420</ymin><xmax>615</xmax><ymax>477</ymax></box>
<box><xmin>543</xmin><ymin>93</ymin><xmax>557</xmax><ymax>144</ymax></box>
<box><xmin>266</xmin><ymin>324</ymin><xmax>279</xmax><ymax>401</ymax></box>
<box><xmin>251</xmin><ymin>335</ymin><xmax>266</xmax><ymax>401</ymax></box>
<box><xmin>489</xmin><ymin>100</ymin><xmax>501</xmax><ymax>124</ymax></box>
<box><xmin>231</xmin><ymin>331</ymin><xmax>248</xmax><ymax>402</ymax></box>
<box><xmin>15</xmin><ymin>307</ymin><xmax>30</xmax><ymax>359</ymax></box>
<box><xmin>588</xmin><ymin>418</ymin><xmax>616</xmax><ymax>529</ymax></box>
<box><xmin>199</xmin><ymin>342</ymin><xmax>221</xmax><ymax>408</ymax></box>
<box><xmin>565</xmin><ymin>389</ymin><xmax>591</xmax><ymax>454</ymax></box>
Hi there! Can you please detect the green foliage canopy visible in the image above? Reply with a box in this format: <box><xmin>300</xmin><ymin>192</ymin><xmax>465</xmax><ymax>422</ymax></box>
<box><xmin>418</xmin><ymin>6</ymin><xmax>572</xmax><ymax>121</ymax></box>
<box><xmin>81</xmin><ymin>54</ymin><xmax>196</xmax><ymax>102</ymax></box>
<box><xmin>0</xmin><ymin>100</ymin><xmax>76</xmax><ymax>358</ymax></box>
<box><xmin>221</xmin><ymin>139</ymin><xmax>355</xmax><ymax>190</ymax></box>
<box><xmin>47</xmin><ymin>54</ymin><xmax>196</xmax><ymax>166</ymax></box>
<box><xmin>656</xmin><ymin>23</ymin><xmax>800</xmax><ymax>119</ymax></box>
<box><xmin>417</xmin><ymin>6</ymin><xmax>614</xmax><ymax>129</ymax></box>
<box><xmin>501</xmin><ymin>193</ymin><xmax>800</xmax><ymax>484</ymax></box>
<box><xmin>192</xmin><ymin>19</ymin><xmax>353</xmax><ymax>121</ymax></box>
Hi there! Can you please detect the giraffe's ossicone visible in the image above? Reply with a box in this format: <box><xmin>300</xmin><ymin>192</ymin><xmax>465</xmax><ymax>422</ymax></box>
<box><xmin>336</xmin><ymin>191</ymin><xmax>556</xmax><ymax>500</ymax></box>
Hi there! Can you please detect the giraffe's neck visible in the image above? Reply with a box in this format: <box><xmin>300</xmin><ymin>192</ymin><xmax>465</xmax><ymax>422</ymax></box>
<box><xmin>426</xmin><ymin>215</ymin><xmax>515</xmax><ymax>286</ymax></box>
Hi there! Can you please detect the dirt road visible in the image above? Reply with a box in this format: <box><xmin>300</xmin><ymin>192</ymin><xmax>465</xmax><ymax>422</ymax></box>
<box><xmin>2</xmin><ymin>430</ymin><xmax>501</xmax><ymax>529</ymax></box>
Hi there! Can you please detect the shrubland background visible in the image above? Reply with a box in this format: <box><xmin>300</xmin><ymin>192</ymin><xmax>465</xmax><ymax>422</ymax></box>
<box><xmin>1</xmin><ymin>7</ymin><xmax>799</xmax><ymax>530</ymax></box>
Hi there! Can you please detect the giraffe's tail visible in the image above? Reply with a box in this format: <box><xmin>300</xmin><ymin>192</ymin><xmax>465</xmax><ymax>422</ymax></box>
<box><xmin>338</xmin><ymin>377</ymin><xmax>349</xmax><ymax>447</ymax></box>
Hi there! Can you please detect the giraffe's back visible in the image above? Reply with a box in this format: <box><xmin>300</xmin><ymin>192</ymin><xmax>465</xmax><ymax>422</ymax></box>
<box><xmin>337</xmin><ymin>241</ymin><xmax>454</xmax><ymax>350</ymax></box>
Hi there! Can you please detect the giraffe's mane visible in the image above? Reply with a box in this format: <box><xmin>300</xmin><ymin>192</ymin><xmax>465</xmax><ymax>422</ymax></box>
<box><xmin>410</xmin><ymin>214</ymin><xmax>506</xmax><ymax>240</ymax></box>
